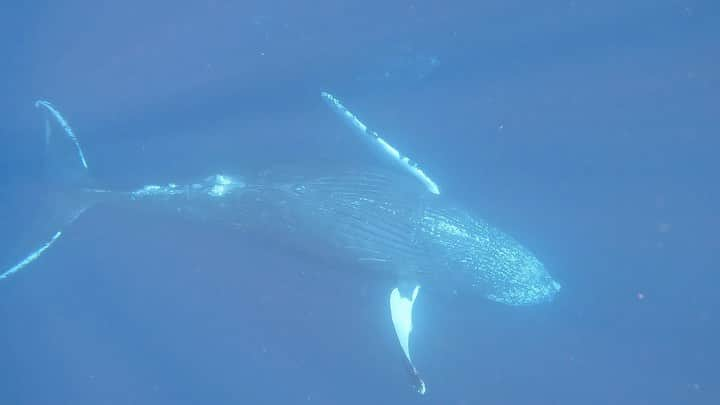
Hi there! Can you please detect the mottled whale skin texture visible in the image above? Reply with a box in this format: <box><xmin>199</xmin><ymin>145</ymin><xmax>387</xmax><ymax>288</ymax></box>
<box><xmin>124</xmin><ymin>170</ymin><xmax>560</xmax><ymax>306</ymax></box>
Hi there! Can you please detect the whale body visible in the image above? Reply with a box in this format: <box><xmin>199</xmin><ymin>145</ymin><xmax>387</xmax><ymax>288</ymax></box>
<box><xmin>1</xmin><ymin>95</ymin><xmax>561</xmax><ymax>394</ymax></box>
<box><xmin>124</xmin><ymin>170</ymin><xmax>559</xmax><ymax>306</ymax></box>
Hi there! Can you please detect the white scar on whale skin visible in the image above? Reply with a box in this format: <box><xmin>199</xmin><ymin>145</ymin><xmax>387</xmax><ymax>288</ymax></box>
<box><xmin>321</xmin><ymin>92</ymin><xmax>440</xmax><ymax>195</ymax></box>
<box><xmin>129</xmin><ymin>175</ymin><xmax>245</xmax><ymax>200</ymax></box>
<box><xmin>207</xmin><ymin>174</ymin><xmax>245</xmax><ymax>197</ymax></box>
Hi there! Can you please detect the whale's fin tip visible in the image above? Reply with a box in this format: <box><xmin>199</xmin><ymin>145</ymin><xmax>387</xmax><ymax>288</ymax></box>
<box><xmin>36</xmin><ymin>99</ymin><xmax>90</xmax><ymax>184</ymax></box>
<box><xmin>0</xmin><ymin>231</ymin><xmax>63</xmax><ymax>280</ymax></box>
<box><xmin>390</xmin><ymin>284</ymin><xmax>426</xmax><ymax>394</ymax></box>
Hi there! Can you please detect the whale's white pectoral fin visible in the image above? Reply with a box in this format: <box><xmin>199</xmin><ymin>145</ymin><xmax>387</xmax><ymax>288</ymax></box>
<box><xmin>321</xmin><ymin>92</ymin><xmax>440</xmax><ymax>195</ymax></box>
<box><xmin>390</xmin><ymin>285</ymin><xmax>426</xmax><ymax>394</ymax></box>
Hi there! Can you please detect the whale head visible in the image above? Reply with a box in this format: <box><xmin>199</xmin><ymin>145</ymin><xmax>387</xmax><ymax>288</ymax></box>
<box><xmin>480</xmin><ymin>244</ymin><xmax>561</xmax><ymax>306</ymax></box>
<box><xmin>420</xmin><ymin>206</ymin><xmax>561</xmax><ymax>306</ymax></box>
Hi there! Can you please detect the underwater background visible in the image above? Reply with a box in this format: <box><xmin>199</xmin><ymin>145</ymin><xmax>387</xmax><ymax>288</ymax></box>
<box><xmin>1</xmin><ymin>1</ymin><xmax>718</xmax><ymax>404</ymax></box>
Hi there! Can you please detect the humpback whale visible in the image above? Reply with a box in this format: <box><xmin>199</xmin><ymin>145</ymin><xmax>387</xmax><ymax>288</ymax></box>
<box><xmin>1</xmin><ymin>94</ymin><xmax>561</xmax><ymax>394</ymax></box>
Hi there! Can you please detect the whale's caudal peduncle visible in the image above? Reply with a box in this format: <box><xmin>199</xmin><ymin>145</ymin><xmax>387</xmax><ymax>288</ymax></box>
<box><xmin>1</xmin><ymin>93</ymin><xmax>560</xmax><ymax>395</ymax></box>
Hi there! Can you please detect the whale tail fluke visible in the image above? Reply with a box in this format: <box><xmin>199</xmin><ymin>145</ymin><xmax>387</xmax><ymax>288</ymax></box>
<box><xmin>0</xmin><ymin>101</ymin><xmax>95</xmax><ymax>281</ymax></box>
<box><xmin>37</xmin><ymin>100</ymin><xmax>91</xmax><ymax>189</ymax></box>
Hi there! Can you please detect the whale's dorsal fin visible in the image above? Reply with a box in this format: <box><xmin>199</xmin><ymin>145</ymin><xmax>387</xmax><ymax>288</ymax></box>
<box><xmin>321</xmin><ymin>92</ymin><xmax>440</xmax><ymax>195</ymax></box>
<box><xmin>390</xmin><ymin>284</ymin><xmax>426</xmax><ymax>394</ymax></box>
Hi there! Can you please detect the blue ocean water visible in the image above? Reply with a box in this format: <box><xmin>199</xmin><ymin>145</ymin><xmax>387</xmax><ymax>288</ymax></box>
<box><xmin>1</xmin><ymin>1</ymin><xmax>718</xmax><ymax>404</ymax></box>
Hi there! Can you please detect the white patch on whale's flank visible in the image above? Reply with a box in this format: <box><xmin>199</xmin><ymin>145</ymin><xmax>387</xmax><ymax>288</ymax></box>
<box><xmin>423</xmin><ymin>214</ymin><xmax>473</xmax><ymax>240</ymax></box>
<box><xmin>208</xmin><ymin>174</ymin><xmax>244</xmax><ymax>197</ymax></box>
<box><xmin>390</xmin><ymin>285</ymin><xmax>426</xmax><ymax>394</ymax></box>
<box><xmin>130</xmin><ymin>174</ymin><xmax>245</xmax><ymax>200</ymax></box>
<box><xmin>35</xmin><ymin>100</ymin><xmax>89</xmax><ymax>169</ymax></box>
<box><xmin>130</xmin><ymin>183</ymin><xmax>185</xmax><ymax>200</ymax></box>
<box><xmin>0</xmin><ymin>231</ymin><xmax>63</xmax><ymax>280</ymax></box>
<box><xmin>321</xmin><ymin>92</ymin><xmax>440</xmax><ymax>195</ymax></box>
